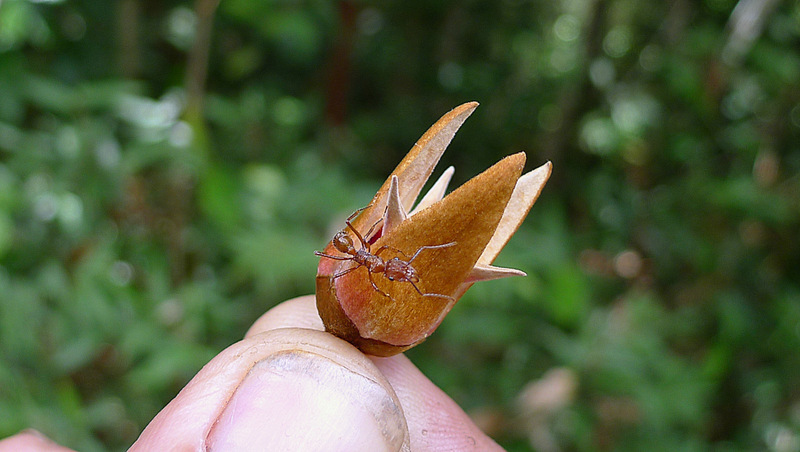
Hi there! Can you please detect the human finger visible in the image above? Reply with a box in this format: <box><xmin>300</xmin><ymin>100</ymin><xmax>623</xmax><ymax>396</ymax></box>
<box><xmin>250</xmin><ymin>295</ymin><xmax>503</xmax><ymax>451</ymax></box>
<box><xmin>130</xmin><ymin>327</ymin><xmax>409</xmax><ymax>451</ymax></box>
<box><xmin>0</xmin><ymin>430</ymin><xmax>76</xmax><ymax>452</ymax></box>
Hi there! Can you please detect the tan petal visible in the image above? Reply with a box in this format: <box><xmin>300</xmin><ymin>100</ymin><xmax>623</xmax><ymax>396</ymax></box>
<box><xmin>382</xmin><ymin>176</ymin><xmax>407</xmax><ymax>237</ymax></box>
<box><xmin>344</xmin><ymin>102</ymin><xmax>478</xmax><ymax>238</ymax></box>
<box><xmin>478</xmin><ymin>161</ymin><xmax>552</xmax><ymax>265</ymax></box>
<box><xmin>410</xmin><ymin>166</ymin><xmax>454</xmax><ymax>215</ymax></box>
<box><xmin>466</xmin><ymin>263</ymin><xmax>527</xmax><ymax>283</ymax></box>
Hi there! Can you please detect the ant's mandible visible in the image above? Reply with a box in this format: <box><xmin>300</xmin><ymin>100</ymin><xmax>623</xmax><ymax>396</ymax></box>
<box><xmin>315</xmin><ymin>207</ymin><xmax>456</xmax><ymax>302</ymax></box>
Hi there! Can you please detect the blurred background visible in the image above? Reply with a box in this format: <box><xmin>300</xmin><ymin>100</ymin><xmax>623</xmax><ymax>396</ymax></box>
<box><xmin>0</xmin><ymin>0</ymin><xmax>799</xmax><ymax>450</ymax></box>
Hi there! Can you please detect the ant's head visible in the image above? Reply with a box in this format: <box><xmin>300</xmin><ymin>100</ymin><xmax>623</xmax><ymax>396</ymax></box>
<box><xmin>332</xmin><ymin>231</ymin><xmax>355</xmax><ymax>254</ymax></box>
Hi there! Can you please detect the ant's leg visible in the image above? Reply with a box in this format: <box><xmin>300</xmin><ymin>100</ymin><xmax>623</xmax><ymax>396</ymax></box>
<box><xmin>367</xmin><ymin>271</ymin><xmax>395</xmax><ymax>301</ymax></box>
<box><xmin>408</xmin><ymin>281</ymin><xmax>455</xmax><ymax>302</ymax></box>
<box><xmin>345</xmin><ymin>205</ymin><xmax>370</xmax><ymax>222</ymax></box>
<box><xmin>376</xmin><ymin>241</ymin><xmax>456</xmax><ymax>259</ymax></box>
<box><xmin>374</xmin><ymin>245</ymin><xmax>410</xmax><ymax>259</ymax></box>
<box><xmin>339</xmin><ymin>205</ymin><xmax>373</xmax><ymax>251</ymax></box>
<box><xmin>354</xmin><ymin>204</ymin><xmax>388</xmax><ymax>246</ymax></box>
<box><xmin>345</xmin><ymin>219</ymin><xmax>370</xmax><ymax>252</ymax></box>
<box><xmin>315</xmin><ymin>252</ymin><xmax>354</xmax><ymax>261</ymax></box>
<box><xmin>362</xmin><ymin>218</ymin><xmax>382</xmax><ymax>244</ymax></box>
<box><xmin>332</xmin><ymin>263</ymin><xmax>361</xmax><ymax>279</ymax></box>
<box><xmin>362</xmin><ymin>207</ymin><xmax>387</xmax><ymax>242</ymax></box>
<box><xmin>345</xmin><ymin>204</ymin><xmax>386</xmax><ymax>249</ymax></box>
<box><xmin>408</xmin><ymin>242</ymin><xmax>457</xmax><ymax>263</ymax></box>
<box><xmin>364</xmin><ymin>204</ymin><xmax>390</xmax><ymax>240</ymax></box>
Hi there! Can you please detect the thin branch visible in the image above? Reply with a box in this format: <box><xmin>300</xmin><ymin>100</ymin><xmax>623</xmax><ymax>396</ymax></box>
<box><xmin>185</xmin><ymin>0</ymin><xmax>220</xmax><ymax>119</ymax></box>
<box><xmin>324</xmin><ymin>0</ymin><xmax>358</xmax><ymax>127</ymax></box>
<box><xmin>118</xmin><ymin>0</ymin><xmax>141</xmax><ymax>78</ymax></box>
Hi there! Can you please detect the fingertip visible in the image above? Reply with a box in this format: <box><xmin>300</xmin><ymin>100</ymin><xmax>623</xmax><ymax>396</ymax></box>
<box><xmin>132</xmin><ymin>328</ymin><xmax>410</xmax><ymax>451</ymax></box>
<box><xmin>0</xmin><ymin>430</ymin><xmax>76</xmax><ymax>452</ymax></box>
<box><xmin>246</xmin><ymin>295</ymin><xmax>323</xmax><ymax>337</ymax></box>
<box><xmin>208</xmin><ymin>330</ymin><xmax>408</xmax><ymax>451</ymax></box>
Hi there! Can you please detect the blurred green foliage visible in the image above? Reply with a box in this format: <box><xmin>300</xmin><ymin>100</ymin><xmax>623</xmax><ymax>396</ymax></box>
<box><xmin>1</xmin><ymin>0</ymin><xmax>799</xmax><ymax>450</ymax></box>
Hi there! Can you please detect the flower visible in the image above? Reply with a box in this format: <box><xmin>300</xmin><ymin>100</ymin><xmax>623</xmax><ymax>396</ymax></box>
<box><xmin>316</xmin><ymin>102</ymin><xmax>552</xmax><ymax>356</ymax></box>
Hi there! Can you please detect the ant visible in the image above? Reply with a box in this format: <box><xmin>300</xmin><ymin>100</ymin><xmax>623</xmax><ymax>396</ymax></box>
<box><xmin>315</xmin><ymin>207</ymin><xmax>456</xmax><ymax>302</ymax></box>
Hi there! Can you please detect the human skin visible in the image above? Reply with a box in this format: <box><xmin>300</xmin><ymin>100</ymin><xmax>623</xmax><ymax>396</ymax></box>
<box><xmin>0</xmin><ymin>295</ymin><xmax>502</xmax><ymax>451</ymax></box>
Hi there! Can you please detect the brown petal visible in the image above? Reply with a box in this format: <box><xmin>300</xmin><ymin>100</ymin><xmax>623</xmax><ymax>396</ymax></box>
<box><xmin>457</xmin><ymin>161</ymin><xmax>552</xmax><ymax>290</ymax></box>
<box><xmin>324</xmin><ymin>153</ymin><xmax>526</xmax><ymax>355</ymax></box>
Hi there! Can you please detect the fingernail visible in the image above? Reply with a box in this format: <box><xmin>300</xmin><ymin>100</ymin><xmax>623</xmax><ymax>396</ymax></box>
<box><xmin>207</xmin><ymin>350</ymin><xmax>407</xmax><ymax>451</ymax></box>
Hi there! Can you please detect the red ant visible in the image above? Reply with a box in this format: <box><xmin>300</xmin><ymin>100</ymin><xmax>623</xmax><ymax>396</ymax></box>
<box><xmin>316</xmin><ymin>207</ymin><xmax>456</xmax><ymax>301</ymax></box>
